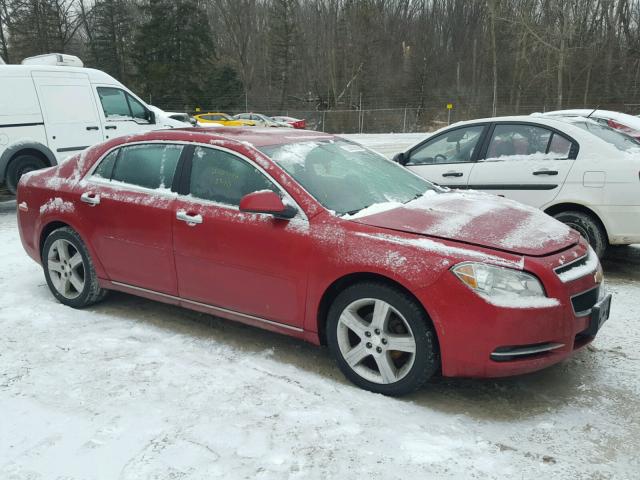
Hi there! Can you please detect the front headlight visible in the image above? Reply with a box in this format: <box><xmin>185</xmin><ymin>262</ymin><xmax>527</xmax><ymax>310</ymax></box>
<box><xmin>452</xmin><ymin>262</ymin><xmax>545</xmax><ymax>299</ymax></box>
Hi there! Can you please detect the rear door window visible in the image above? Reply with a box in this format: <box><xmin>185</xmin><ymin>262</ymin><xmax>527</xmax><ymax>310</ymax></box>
<box><xmin>109</xmin><ymin>144</ymin><xmax>183</xmax><ymax>190</ymax></box>
<box><xmin>486</xmin><ymin>124</ymin><xmax>552</xmax><ymax>159</ymax></box>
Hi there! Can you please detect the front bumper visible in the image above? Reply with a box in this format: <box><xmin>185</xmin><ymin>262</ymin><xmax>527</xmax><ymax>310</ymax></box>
<box><xmin>423</xmin><ymin>242</ymin><xmax>610</xmax><ymax>378</ymax></box>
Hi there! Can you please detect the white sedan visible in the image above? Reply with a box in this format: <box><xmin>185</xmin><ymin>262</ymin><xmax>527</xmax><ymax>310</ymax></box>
<box><xmin>392</xmin><ymin>115</ymin><xmax>640</xmax><ymax>256</ymax></box>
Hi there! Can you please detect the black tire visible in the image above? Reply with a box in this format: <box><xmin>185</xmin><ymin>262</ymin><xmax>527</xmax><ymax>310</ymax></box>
<box><xmin>42</xmin><ymin>227</ymin><xmax>107</xmax><ymax>308</ymax></box>
<box><xmin>5</xmin><ymin>154</ymin><xmax>47</xmax><ymax>194</ymax></box>
<box><xmin>327</xmin><ymin>282</ymin><xmax>439</xmax><ymax>396</ymax></box>
<box><xmin>553</xmin><ymin>210</ymin><xmax>608</xmax><ymax>258</ymax></box>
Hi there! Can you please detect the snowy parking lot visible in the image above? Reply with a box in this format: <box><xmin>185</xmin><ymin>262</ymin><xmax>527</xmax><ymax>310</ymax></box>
<box><xmin>1</xmin><ymin>134</ymin><xmax>639</xmax><ymax>479</ymax></box>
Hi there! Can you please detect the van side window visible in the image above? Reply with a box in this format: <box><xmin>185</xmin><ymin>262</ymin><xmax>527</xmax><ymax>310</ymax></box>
<box><xmin>111</xmin><ymin>144</ymin><xmax>183</xmax><ymax>190</ymax></box>
<box><xmin>97</xmin><ymin>87</ymin><xmax>149</xmax><ymax>123</ymax></box>
<box><xmin>127</xmin><ymin>95</ymin><xmax>147</xmax><ymax>121</ymax></box>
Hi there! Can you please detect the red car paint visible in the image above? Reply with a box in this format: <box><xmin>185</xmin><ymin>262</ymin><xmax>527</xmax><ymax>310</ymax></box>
<box><xmin>16</xmin><ymin>127</ymin><xmax>607</xmax><ymax>378</ymax></box>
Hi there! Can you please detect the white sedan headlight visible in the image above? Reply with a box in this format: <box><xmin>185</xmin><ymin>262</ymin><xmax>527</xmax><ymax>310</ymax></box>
<box><xmin>452</xmin><ymin>262</ymin><xmax>545</xmax><ymax>299</ymax></box>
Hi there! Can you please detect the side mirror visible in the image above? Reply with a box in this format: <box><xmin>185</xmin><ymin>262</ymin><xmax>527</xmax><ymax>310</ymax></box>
<box><xmin>147</xmin><ymin>109</ymin><xmax>156</xmax><ymax>124</ymax></box>
<box><xmin>239</xmin><ymin>190</ymin><xmax>297</xmax><ymax>219</ymax></box>
<box><xmin>393</xmin><ymin>152</ymin><xmax>408</xmax><ymax>166</ymax></box>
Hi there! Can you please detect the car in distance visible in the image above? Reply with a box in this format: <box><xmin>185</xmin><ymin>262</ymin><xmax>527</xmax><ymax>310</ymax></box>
<box><xmin>17</xmin><ymin>128</ymin><xmax>611</xmax><ymax>396</ymax></box>
<box><xmin>234</xmin><ymin>113</ymin><xmax>292</xmax><ymax>128</ymax></box>
<box><xmin>0</xmin><ymin>54</ymin><xmax>185</xmax><ymax>195</ymax></box>
<box><xmin>542</xmin><ymin>109</ymin><xmax>640</xmax><ymax>140</ymax></box>
<box><xmin>194</xmin><ymin>112</ymin><xmax>255</xmax><ymax>127</ymax></box>
<box><xmin>165</xmin><ymin>111</ymin><xmax>197</xmax><ymax>126</ymax></box>
<box><xmin>392</xmin><ymin>115</ymin><xmax>640</xmax><ymax>257</ymax></box>
<box><xmin>272</xmin><ymin>115</ymin><xmax>306</xmax><ymax>129</ymax></box>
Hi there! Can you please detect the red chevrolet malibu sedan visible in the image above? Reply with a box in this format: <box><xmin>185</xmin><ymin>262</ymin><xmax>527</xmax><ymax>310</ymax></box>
<box><xmin>17</xmin><ymin>128</ymin><xmax>611</xmax><ymax>396</ymax></box>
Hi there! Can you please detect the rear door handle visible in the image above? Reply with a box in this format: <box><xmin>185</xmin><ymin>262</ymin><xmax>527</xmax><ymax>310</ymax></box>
<box><xmin>176</xmin><ymin>210</ymin><xmax>203</xmax><ymax>225</ymax></box>
<box><xmin>105</xmin><ymin>125</ymin><xmax>117</xmax><ymax>130</ymax></box>
<box><xmin>86</xmin><ymin>126</ymin><xmax>99</xmax><ymax>131</ymax></box>
<box><xmin>442</xmin><ymin>171</ymin><xmax>463</xmax><ymax>178</ymax></box>
<box><xmin>532</xmin><ymin>169</ymin><xmax>558</xmax><ymax>176</ymax></box>
<box><xmin>80</xmin><ymin>192</ymin><xmax>100</xmax><ymax>206</ymax></box>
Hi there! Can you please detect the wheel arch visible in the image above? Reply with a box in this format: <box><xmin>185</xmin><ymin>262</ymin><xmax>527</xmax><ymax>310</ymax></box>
<box><xmin>544</xmin><ymin>202</ymin><xmax>609</xmax><ymax>240</ymax></box>
<box><xmin>316</xmin><ymin>272</ymin><xmax>440</xmax><ymax>349</ymax></box>
<box><xmin>0</xmin><ymin>142</ymin><xmax>57</xmax><ymax>184</ymax></box>
<box><xmin>39</xmin><ymin>220</ymin><xmax>72</xmax><ymax>260</ymax></box>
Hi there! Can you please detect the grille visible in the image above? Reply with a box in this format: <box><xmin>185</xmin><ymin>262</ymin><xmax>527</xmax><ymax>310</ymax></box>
<box><xmin>571</xmin><ymin>286</ymin><xmax>600</xmax><ymax>316</ymax></box>
<box><xmin>555</xmin><ymin>255</ymin><xmax>588</xmax><ymax>276</ymax></box>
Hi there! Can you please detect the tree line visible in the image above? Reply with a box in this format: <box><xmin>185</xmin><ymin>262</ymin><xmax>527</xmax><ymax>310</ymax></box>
<box><xmin>1</xmin><ymin>0</ymin><xmax>640</xmax><ymax>124</ymax></box>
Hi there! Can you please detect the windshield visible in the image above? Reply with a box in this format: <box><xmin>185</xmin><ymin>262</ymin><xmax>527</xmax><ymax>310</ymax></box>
<box><xmin>260</xmin><ymin>139</ymin><xmax>438</xmax><ymax>215</ymax></box>
<box><xmin>571</xmin><ymin>120</ymin><xmax>640</xmax><ymax>151</ymax></box>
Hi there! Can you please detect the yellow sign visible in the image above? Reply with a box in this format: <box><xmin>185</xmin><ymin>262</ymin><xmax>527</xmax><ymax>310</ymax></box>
<box><xmin>195</xmin><ymin>107</ymin><xmax>201</xmax><ymax>112</ymax></box>
<box><xmin>446</xmin><ymin>103</ymin><xmax>453</xmax><ymax>110</ymax></box>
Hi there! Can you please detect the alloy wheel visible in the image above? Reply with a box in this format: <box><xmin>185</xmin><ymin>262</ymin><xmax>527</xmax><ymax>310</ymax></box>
<box><xmin>47</xmin><ymin>239</ymin><xmax>85</xmax><ymax>299</ymax></box>
<box><xmin>336</xmin><ymin>298</ymin><xmax>417</xmax><ymax>384</ymax></box>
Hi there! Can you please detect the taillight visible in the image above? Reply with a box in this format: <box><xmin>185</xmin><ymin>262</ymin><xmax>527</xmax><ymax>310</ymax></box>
<box><xmin>607</xmin><ymin>118</ymin><xmax>638</xmax><ymax>136</ymax></box>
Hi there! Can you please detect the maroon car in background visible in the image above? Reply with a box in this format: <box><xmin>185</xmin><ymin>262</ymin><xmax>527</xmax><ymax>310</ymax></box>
<box><xmin>16</xmin><ymin>127</ymin><xmax>611</xmax><ymax>396</ymax></box>
<box><xmin>271</xmin><ymin>116</ymin><xmax>306</xmax><ymax>129</ymax></box>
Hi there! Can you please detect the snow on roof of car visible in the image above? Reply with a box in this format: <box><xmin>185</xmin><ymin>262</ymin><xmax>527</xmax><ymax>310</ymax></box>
<box><xmin>541</xmin><ymin>109</ymin><xmax>640</xmax><ymax>130</ymax></box>
<box><xmin>125</xmin><ymin>126</ymin><xmax>335</xmax><ymax>149</ymax></box>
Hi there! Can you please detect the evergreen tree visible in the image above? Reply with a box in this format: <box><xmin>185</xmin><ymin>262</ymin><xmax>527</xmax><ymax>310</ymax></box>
<box><xmin>133</xmin><ymin>0</ymin><xmax>242</xmax><ymax>110</ymax></box>
<box><xmin>81</xmin><ymin>0</ymin><xmax>134</xmax><ymax>83</ymax></box>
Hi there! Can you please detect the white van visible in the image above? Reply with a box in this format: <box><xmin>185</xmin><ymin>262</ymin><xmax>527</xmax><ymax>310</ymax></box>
<box><xmin>0</xmin><ymin>54</ymin><xmax>185</xmax><ymax>193</ymax></box>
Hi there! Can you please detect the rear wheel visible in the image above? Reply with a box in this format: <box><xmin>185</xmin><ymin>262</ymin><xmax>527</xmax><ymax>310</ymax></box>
<box><xmin>5</xmin><ymin>154</ymin><xmax>47</xmax><ymax>194</ymax></box>
<box><xmin>327</xmin><ymin>282</ymin><xmax>439</xmax><ymax>396</ymax></box>
<box><xmin>42</xmin><ymin>227</ymin><xmax>107</xmax><ymax>308</ymax></box>
<box><xmin>553</xmin><ymin>210</ymin><xmax>608</xmax><ymax>258</ymax></box>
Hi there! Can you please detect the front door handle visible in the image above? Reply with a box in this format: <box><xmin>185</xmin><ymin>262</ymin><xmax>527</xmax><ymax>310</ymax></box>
<box><xmin>105</xmin><ymin>125</ymin><xmax>117</xmax><ymax>130</ymax></box>
<box><xmin>80</xmin><ymin>192</ymin><xmax>100</xmax><ymax>206</ymax></box>
<box><xmin>176</xmin><ymin>210</ymin><xmax>203</xmax><ymax>225</ymax></box>
<box><xmin>86</xmin><ymin>126</ymin><xmax>99</xmax><ymax>131</ymax></box>
<box><xmin>532</xmin><ymin>169</ymin><xmax>559</xmax><ymax>176</ymax></box>
<box><xmin>442</xmin><ymin>171</ymin><xmax>463</xmax><ymax>178</ymax></box>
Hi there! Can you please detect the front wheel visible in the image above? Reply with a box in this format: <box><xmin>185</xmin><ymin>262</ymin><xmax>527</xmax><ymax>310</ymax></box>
<box><xmin>5</xmin><ymin>154</ymin><xmax>47</xmax><ymax>194</ymax></box>
<box><xmin>327</xmin><ymin>282</ymin><xmax>439</xmax><ymax>396</ymax></box>
<box><xmin>42</xmin><ymin>227</ymin><xmax>107</xmax><ymax>308</ymax></box>
<box><xmin>553</xmin><ymin>210</ymin><xmax>608</xmax><ymax>258</ymax></box>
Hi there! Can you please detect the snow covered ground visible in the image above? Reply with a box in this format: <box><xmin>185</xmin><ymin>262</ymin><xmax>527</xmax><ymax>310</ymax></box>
<box><xmin>1</xmin><ymin>198</ymin><xmax>639</xmax><ymax>479</ymax></box>
<box><xmin>1</xmin><ymin>123</ymin><xmax>639</xmax><ymax>478</ymax></box>
<box><xmin>342</xmin><ymin>133</ymin><xmax>427</xmax><ymax>157</ymax></box>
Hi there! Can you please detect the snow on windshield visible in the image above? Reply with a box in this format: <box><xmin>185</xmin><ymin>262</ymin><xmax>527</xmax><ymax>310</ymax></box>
<box><xmin>259</xmin><ymin>139</ymin><xmax>438</xmax><ymax>215</ymax></box>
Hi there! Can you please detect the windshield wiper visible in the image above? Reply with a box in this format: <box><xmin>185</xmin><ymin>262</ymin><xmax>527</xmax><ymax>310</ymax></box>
<box><xmin>343</xmin><ymin>204</ymin><xmax>374</xmax><ymax>216</ymax></box>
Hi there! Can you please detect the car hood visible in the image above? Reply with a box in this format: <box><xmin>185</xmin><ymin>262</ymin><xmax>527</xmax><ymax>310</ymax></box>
<box><xmin>349</xmin><ymin>191</ymin><xmax>580</xmax><ymax>257</ymax></box>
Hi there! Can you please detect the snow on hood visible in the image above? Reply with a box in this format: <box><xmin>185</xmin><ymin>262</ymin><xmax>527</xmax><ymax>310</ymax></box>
<box><xmin>348</xmin><ymin>191</ymin><xmax>579</xmax><ymax>256</ymax></box>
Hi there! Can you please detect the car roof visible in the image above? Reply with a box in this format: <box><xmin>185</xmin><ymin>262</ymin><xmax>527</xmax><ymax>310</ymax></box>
<box><xmin>122</xmin><ymin>127</ymin><xmax>335</xmax><ymax>148</ymax></box>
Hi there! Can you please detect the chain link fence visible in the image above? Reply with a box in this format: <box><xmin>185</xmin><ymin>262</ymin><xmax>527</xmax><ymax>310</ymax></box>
<box><xmin>161</xmin><ymin>102</ymin><xmax>640</xmax><ymax>134</ymax></box>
